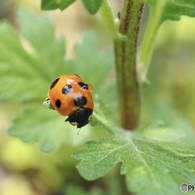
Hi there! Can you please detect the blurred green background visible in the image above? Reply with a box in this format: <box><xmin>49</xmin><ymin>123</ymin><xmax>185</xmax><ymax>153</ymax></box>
<box><xmin>0</xmin><ymin>0</ymin><xmax>195</xmax><ymax>194</ymax></box>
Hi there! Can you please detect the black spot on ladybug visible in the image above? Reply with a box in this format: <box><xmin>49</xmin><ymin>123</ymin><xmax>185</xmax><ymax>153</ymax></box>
<box><xmin>55</xmin><ymin>99</ymin><xmax>61</xmax><ymax>108</ymax></box>
<box><xmin>78</xmin><ymin>82</ymin><xmax>88</xmax><ymax>90</ymax></box>
<box><xmin>74</xmin><ymin>74</ymin><xmax>80</xmax><ymax>78</ymax></box>
<box><xmin>74</xmin><ymin>96</ymin><xmax>87</xmax><ymax>107</ymax></box>
<box><xmin>62</xmin><ymin>85</ymin><xmax>72</xmax><ymax>94</ymax></box>
<box><xmin>50</xmin><ymin>78</ymin><xmax>59</xmax><ymax>89</ymax></box>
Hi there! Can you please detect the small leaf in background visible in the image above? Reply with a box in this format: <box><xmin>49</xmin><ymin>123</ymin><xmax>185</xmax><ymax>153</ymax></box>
<box><xmin>41</xmin><ymin>0</ymin><xmax>76</xmax><ymax>10</ymax></box>
<box><xmin>0</xmin><ymin>8</ymin><xmax>71</xmax><ymax>151</ymax></box>
<box><xmin>41</xmin><ymin>0</ymin><xmax>102</xmax><ymax>14</ymax></box>
<box><xmin>68</xmin><ymin>30</ymin><xmax>115</xmax><ymax>99</ymax></box>
<box><xmin>63</xmin><ymin>184</ymin><xmax>103</xmax><ymax>195</ymax></box>
<box><xmin>7</xmin><ymin>106</ymin><xmax>94</xmax><ymax>152</ymax></box>
<box><xmin>147</xmin><ymin>0</ymin><xmax>195</xmax><ymax>21</ymax></box>
<box><xmin>82</xmin><ymin>0</ymin><xmax>103</xmax><ymax>15</ymax></box>
<box><xmin>7</xmin><ymin>107</ymin><xmax>69</xmax><ymax>152</ymax></box>
<box><xmin>16</xmin><ymin>8</ymin><xmax>67</xmax><ymax>80</ymax></box>
<box><xmin>73</xmin><ymin>134</ymin><xmax>195</xmax><ymax>195</ymax></box>
<box><xmin>0</xmin><ymin>8</ymin><xmax>67</xmax><ymax>102</ymax></box>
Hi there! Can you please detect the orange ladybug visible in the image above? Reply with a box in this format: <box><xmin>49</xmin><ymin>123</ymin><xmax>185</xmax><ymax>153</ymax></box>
<box><xmin>45</xmin><ymin>74</ymin><xmax>94</xmax><ymax>128</ymax></box>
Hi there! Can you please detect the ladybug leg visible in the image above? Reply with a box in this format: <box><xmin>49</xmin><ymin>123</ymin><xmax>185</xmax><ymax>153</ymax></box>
<box><xmin>43</xmin><ymin>97</ymin><xmax>55</xmax><ymax>110</ymax></box>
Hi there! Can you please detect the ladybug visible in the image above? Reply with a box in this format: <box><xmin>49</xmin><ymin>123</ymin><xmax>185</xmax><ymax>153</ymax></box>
<box><xmin>45</xmin><ymin>74</ymin><xmax>94</xmax><ymax>128</ymax></box>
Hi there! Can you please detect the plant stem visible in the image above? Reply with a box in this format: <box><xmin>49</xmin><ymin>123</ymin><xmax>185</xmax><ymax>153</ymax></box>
<box><xmin>114</xmin><ymin>0</ymin><xmax>145</xmax><ymax>130</ymax></box>
<box><xmin>138</xmin><ymin>1</ymin><xmax>166</xmax><ymax>82</ymax></box>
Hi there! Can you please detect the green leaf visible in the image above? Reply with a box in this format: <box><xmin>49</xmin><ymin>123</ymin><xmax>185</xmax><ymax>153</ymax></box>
<box><xmin>82</xmin><ymin>0</ymin><xmax>103</xmax><ymax>15</ymax></box>
<box><xmin>1</xmin><ymin>8</ymin><xmax>114</xmax><ymax>151</ymax></box>
<box><xmin>68</xmin><ymin>30</ymin><xmax>115</xmax><ymax>100</ymax></box>
<box><xmin>16</xmin><ymin>8</ymin><xmax>67</xmax><ymax>78</ymax></box>
<box><xmin>74</xmin><ymin>102</ymin><xmax>195</xmax><ymax>194</ymax></box>
<box><xmin>7</xmin><ymin>106</ymin><xmax>94</xmax><ymax>152</ymax></box>
<box><xmin>8</xmin><ymin>107</ymin><xmax>68</xmax><ymax>152</ymax></box>
<box><xmin>41</xmin><ymin>0</ymin><xmax>103</xmax><ymax>13</ymax></box>
<box><xmin>0</xmin><ymin>8</ymin><xmax>67</xmax><ymax>102</ymax></box>
<box><xmin>41</xmin><ymin>0</ymin><xmax>76</xmax><ymax>10</ymax></box>
<box><xmin>148</xmin><ymin>0</ymin><xmax>195</xmax><ymax>21</ymax></box>
<box><xmin>73</xmin><ymin>134</ymin><xmax>195</xmax><ymax>195</ymax></box>
<box><xmin>90</xmin><ymin>97</ymin><xmax>123</xmax><ymax>136</ymax></box>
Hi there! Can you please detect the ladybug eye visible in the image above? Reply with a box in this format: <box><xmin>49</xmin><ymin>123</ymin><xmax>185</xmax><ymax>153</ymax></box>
<box><xmin>62</xmin><ymin>85</ymin><xmax>72</xmax><ymax>94</ymax></box>
<box><xmin>78</xmin><ymin>82</ymin><xmax>88</xmax><ymax>90</ymax></box>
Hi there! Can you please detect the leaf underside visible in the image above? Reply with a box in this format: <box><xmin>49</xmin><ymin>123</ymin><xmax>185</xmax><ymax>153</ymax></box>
<box><xmin>41</xmin><ymin>0</ymin><xmax>76</xmax><ymax>10</ymax></box>
<box><xmin>41</xmin><ymin>0</ymin><xmax>103</xmax><ymax>14</ymax></box>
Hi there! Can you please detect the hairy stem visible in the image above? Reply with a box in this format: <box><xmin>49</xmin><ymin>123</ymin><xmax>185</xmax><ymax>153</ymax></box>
<box><xmin>114</xmin><ymin>0</ymin><xmax>145</xmax><ymax>130</ymax></box>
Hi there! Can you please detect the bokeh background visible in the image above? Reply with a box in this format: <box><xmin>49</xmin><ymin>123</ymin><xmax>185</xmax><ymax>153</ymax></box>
<box><xmin>0</xmin><ymin>0</ymin><xmax>195</xmax><ymax>195</ymax></box>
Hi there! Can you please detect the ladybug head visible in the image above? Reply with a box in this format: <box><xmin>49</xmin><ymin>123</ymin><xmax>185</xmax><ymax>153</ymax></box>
<box><xmin>65</xmin><ymin>107</ymin><xmax>93</xmax><ymax>128</ymax></box>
